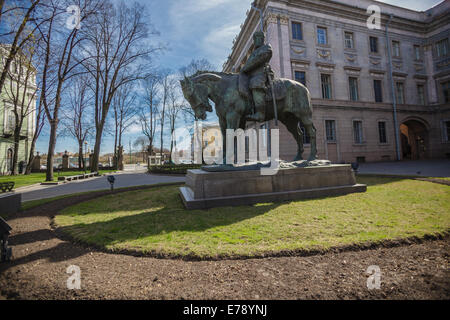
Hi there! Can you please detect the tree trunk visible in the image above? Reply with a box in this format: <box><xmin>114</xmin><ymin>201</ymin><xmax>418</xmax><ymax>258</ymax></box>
<box><xmin>91</xmin><ymin>123</ymin><xmax>104</xmax><ymax>172</ymax></box>
<box><xmin>46</xmin><ymin>120</ymin><xmax>58</xmax><ymax>181</ymax></box>
<box><xmin>12</xmin><ymin>128</ymin><xmax>20</xmax><ymax>175</ymax></box>
<box><xmin>26</xmin><ymin>132</ymin><xmax>38</xmax><ymax>175</ymax></box>
<box><xmin>169</xmin><ymin>128</ymin><xmax>174</xmax><ymax>163</ymax></box>
<box><xmin>113</xmin><ymin>117</ymin><xmax>118</xmax><ymax>167</ymax></box>
<box><xmin>78</xmin><ymin>143</ymin><xmax>84</xmax><ymax>170</ymax></box>
<box><xmin>25</xmin><ymin>152</ymin><xmax>35</xmax><ymax>175</ymax></box>
<box><xmin>160</xmin><ymin>118</ymin><xmax>164</xmax><ymax>161</ymax></box>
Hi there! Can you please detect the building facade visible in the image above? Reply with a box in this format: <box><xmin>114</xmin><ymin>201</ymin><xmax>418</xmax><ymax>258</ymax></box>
<box><xmin>0</xmin><ymin>45</ymin><xmax>37</xmax><ymax>174</ymax></box>
<box><xmin>223</xmin><ymin>0</ymin><xmax>450</xmax><ymax>163</ymax></box>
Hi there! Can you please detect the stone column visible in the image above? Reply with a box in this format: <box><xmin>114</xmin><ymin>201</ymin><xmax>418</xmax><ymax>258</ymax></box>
<box><xmin>32</xmin><ymin>152</ymin><xmax>41</xmax><ymax>172</ymax></box>
<box><xmin>278</xmin><ymin>14</ymin><xmax>292</xmax><ymax>80</ymax></box>
<box><xmin>62</xmin><ymin>151</ymin><xmax>69</xmax><ymax>170</ymax></box>
<box><xmin>423</xmin><ymin>44</ymin><xmax>438</xmax><ymax>104</ymax></box>
<box><xmin>265</xmin><ymin>12</ymin><xmax>281</xmax><ymax>78</ymax></box>
<box><xmin>265</xmin><ymin>12</ymin><xmax>292</xmax><ymax>80</ymax></box>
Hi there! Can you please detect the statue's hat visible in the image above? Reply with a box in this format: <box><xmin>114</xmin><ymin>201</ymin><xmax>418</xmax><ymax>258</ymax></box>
<box><xmin>253</xmin><ymin>31</ymin><xmax>265</xmax><ymax>41</ymax></box>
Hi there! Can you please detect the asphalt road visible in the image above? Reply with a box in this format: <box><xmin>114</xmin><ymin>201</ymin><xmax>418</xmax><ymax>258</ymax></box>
<box><xmin>15</xmin><ymin>159</ymin><xmax>450</xmax><ymax>203</ymax></box>
<box><xmin>17</xmin><ymin>172</ymin><xmax>185</xmax><ymax>202</ymax></box>
<box><xmin>358</xmin><ymin>159</ymin><xmax>450</xmax><ymax>177</ymax></box>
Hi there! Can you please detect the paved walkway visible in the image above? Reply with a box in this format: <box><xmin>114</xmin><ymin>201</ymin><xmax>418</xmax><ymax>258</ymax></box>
<box><xmin>17</xmin><ymin>172</ymin><xmax>185</xmax><ymax>202</ymax></box>
<box><xmin>358</xmin><ymin>159</ymin><xmax>450</xmax><ymax>177</ymax></box>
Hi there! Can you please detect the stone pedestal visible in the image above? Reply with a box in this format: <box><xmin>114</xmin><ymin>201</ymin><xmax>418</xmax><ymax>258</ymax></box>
<box><xmin>62</xmin><ymin>151</ymin><xmax>69</xmax><ymax>169</ymax></box>
<box><xmin>179</xmin><ymin>164</ymin><xmax>366</xmax><ymax>210</ymax></box>
<box><xmin>32</xmin><ymin>154</ymin><xmax>41</xmax><ymax>172</ymax></box>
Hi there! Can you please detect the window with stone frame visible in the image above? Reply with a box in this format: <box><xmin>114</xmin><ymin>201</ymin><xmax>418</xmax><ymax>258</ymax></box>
<box><xmin>292</xmin><ymin>22</ymin><xmax>303</xmax><ymax>41</ymax></box>
<box><xmin>392</xmin><ymin>40</ymin><xmax>401</xmax><ymax>57</ymax></box>
<box><xmin>414</xmin><ymin>45</ymin><xmax>422</xmax><ymax>60</ymax></box>
<box><xmin>374</xmin><ymin>79</ymin><xmax>383</xmax><ymax>103</ymax></box>
<box><xmin>321</xmin><ymin>74</ymin><xmax>332</xmax><ymax>99</ymax></box>
<box><xmin>443</xmin><ymin>120</ymin><xmax>450</xmax><ymax>142</ymax></box>
<box><xmin>344</xmin><ymin>32</ymin><xmax>354</xmax><ymax>49</ymax></box>
<box><xmin>353</xmin><ymin>120</ymin><xmax>363</xmax><ymax>144</ymax></box>
<box><xmin>396</xmin><ymin>82</ymin><xmax>405</xmax><ymax>104</ymax></box>
<box><xmin>294</xmin><ymin>71</ymin><xmax>306</xmax><ymax>86</ymax></box>
<box><xmin>436</xmin><ymin>38</ymin><xmax>449</xmax><ymax>58</ymax></box>
<box><xmin>417</xmin><ymin>84</ymin><xmax>426</xmax><ymax>105</ymax></box>
<box><xmin>325</xmin><ymin>120</ymin><xmax>336</xmax><ymax>142</ymax></box>
<box><xmin>317</xmin><ymin>27</ymin><xmax>328</xmax><ymax>45</ymax></box>
<box><xmin>370</xmin><ymin>36</ymin><xmax>379</xmax><ymax>54</ymax></box>
<box><xmin>349</xmin><ymin>77</ymin><xmax>359</xmax><ymax>101</ymax></box>
<box><xmin>378</xmin><ymin>121</ymin><xmax>387</xmax><ymax>144</ymax></box>
<box><xmin>6</xmin><ymin>108</ymin><xmax>16</xmax><ymax>133</ymax></box>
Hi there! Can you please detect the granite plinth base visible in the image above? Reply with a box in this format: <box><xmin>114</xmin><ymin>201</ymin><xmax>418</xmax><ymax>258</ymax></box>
<box><xmin>179</xmin><ymin>164</ymin><xmax>367</xmax><ymax>210</ymax></box>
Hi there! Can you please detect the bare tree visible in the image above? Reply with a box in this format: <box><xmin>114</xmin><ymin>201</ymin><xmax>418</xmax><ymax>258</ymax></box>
<box><xmin>82</xmin><ymin>0</ymin><xmax>160</xmax><ymax>172</ymax></box>
<box><xmin>112</xmin><ymin>83</ymin><xmax>138</xmax><ymax>164</ymax></box>
<box><xmin>158</xmin><ymin>70</ymin><xmax>173</xmax><ymax>161</ymax></box>
<box><xmin>61</xmin><ymin>74</ymin><xmax>93</xmax><ymax>170</ymax></box>
<box><xmin>0</xmin><ymin>0</ymin><xmax>42</xmax><ymax>96</ymax></box>
<box><xmin>3</xmin><ymin>42</ymin><xmax>39</xmax><ymax>174</ymax></box>
<box><xmin>25</xmin><ymin>96</ymin><xmax>45</xmax><ymax>174</ymax></box>
<box><xmin>179</xmin><ymin>58</ymin><xmax>215</xmax><ymax>79</ymax></box>
<box><xmin>133</xmin><ymin>136</ymin><xmax>147</xmax><ymax>162</ymax></box>
<box><xmin>139</xmin><ymin>75</ymin><xmax>160</xmax><ymax>157</ymax></box>
<box><xmin>35</xmin><ymin>0</ymin><xmax>102</xmax><ymax>181</ymax></box>
<box><xmin>167</xmin><ymin>80</ymin><xmax>183</xmax><ymax>163</ymax></box>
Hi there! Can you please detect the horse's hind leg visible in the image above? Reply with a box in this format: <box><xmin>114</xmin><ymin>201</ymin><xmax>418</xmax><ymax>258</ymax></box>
<box><xmin>283</xmin><ymin>117</ymin><xmax>304</xmax><ymax>161</ymax></box>
<box><xmin>301</xmin><ymin>117</ymin><xmax>317</xmax><ymax>161</ymax></box>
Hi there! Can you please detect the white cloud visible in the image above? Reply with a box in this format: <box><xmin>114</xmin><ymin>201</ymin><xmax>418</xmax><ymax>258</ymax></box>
<box><xmin>128</xmin><ymin>122</ymin><xmax>143</xmax><ymax>134</ymax></box>
<box><xmin>202</xmin><ymin>23</ymin><xmax>241</xmax><ymax>65</ymax></box>
<box><xmin>166</xmin><ymin>0</ymin><xmax>252</xmax><ymax>65</ymax></box>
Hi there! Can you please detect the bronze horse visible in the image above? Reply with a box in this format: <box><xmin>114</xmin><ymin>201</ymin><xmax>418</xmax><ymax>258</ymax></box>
<box><xmin>180</xmin><ymin>71</ymin><xmax>317</xmax><ymax>161</ymax></box>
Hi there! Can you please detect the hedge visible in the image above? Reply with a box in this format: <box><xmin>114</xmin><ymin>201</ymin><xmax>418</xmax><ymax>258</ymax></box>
<box><xmin>148</xmin><ymin>164</ymin><xmax>202</xmax><ymax>174</ymax></box>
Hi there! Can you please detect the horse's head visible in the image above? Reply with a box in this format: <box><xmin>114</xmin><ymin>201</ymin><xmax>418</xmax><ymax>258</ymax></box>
<box><xmin>180</xmin><ymin>73</ymin><xmax>221</xmax><ymax>121</ymax></box>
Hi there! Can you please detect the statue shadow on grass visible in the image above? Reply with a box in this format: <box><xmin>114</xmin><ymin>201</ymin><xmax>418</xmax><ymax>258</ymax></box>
<box><xmin>53</xmin><ymin>178</ymin><xmax>403</xmax><ymax>249</ymax></box>
<box><xmin>57</xmin><ymin>198</ymin><xmax>283</xmax><ymax>249</ymax></box>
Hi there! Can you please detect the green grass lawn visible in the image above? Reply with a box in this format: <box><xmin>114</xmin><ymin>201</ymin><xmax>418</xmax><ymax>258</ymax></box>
<box><xmin>55</xmin><ymin>177</ymin><xmax>450</xmax><ymax>259</ymax></box>
<box><xmin>0</xmin><ymin>170</ymin><xmax>116</xmax><ymax>189</ymax></box>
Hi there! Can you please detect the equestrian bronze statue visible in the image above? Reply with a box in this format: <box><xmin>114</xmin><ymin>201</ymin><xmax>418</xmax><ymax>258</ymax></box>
<box><xmin>181</xmin><ymin>31</ymin><xmax>317</xmax><ymax>162</ymax></box>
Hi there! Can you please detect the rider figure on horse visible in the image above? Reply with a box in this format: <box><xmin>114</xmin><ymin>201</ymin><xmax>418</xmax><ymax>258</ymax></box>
<box><xmin>241</xmin><ymin>31</ymin><xmax>273</xmax><ymax>122</ymax></box>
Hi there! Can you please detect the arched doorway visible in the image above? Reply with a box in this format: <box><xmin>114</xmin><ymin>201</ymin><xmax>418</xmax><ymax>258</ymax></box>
<box><xmin>400</xmin><ymin>119</ymin><xmax>429</xmax><ymax>160</ymax></box>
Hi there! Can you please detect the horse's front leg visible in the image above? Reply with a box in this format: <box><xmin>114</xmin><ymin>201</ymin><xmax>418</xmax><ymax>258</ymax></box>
<box><xmin>224</xmin><ymin>112</ymin><xmax>242</xmax><ymax>165</ymax></box>
<box><xmin>219</xmin><ymin>118</ymin><xmax>227</xmax><ymax>165</ymax></box>
<box><xmin>226</xmin><ymin>111</ymin><xmax>242</xmax><ymax>131</ymax></box>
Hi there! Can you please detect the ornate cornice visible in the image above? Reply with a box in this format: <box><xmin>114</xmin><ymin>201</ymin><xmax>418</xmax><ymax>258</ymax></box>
<box><xmin>369</xmin><ymin>69</ymin><xmax>386</xmax><ymax>78</ymax></box>
<box><xmin>413</xmin><ymin>74</ymin><xmax>428</xmax><ymax>80</ymax></box>
<box><xmin>393</xmin><ymin>72</ymin><xmax>408</xmax><ymax>78</ymax></box>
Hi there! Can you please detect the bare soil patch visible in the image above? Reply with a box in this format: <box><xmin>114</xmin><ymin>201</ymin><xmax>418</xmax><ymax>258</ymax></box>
<box><xmin>0</xmin><ymin>185</ymin><xmax>448</xmax><ymax>300</ymax></box>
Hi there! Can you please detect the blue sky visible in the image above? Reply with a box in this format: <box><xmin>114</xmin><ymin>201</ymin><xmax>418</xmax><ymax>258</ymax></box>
<box><xmin>35</xmin><ymin>0</ymin><xmax>443</xmax><ymax>156</ymax></box>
